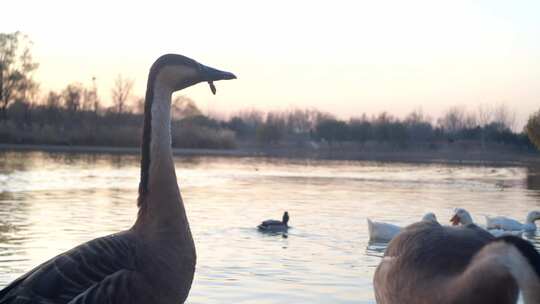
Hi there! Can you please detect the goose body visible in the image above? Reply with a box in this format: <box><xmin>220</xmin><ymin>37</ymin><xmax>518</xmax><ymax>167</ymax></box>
<box><xmin>367</xmin><ymin>219</ymin><xmax>400</xmax><ymax>242</ymax></box>
<box><xmin>374</xmin><ymin>220</ymin><xmax>540</xmax><ymax>304</ymax></box>
<box><xmin>258</xmin><ymin>212</ymin><xmax>289</xmax><ymax>232</ymax></box>
<box><xmin>367</xmin><ymin>212</ymin><xmax>437</xmax><ymax>242</ymax></box>
<box><xmin>488</xmin><ymin>228</ymin><xmax>523</xmax><ymax>238</ymax></box>
<box><xmin>486</xmin><ymin>211</ymin><xmax>540</xmax><ymax>232</ymax></box>
<box><xmin>0</xmin><ymin>54</ymin><xmax>236</xmax><ymax>303</ymax></box>
<box><xmin>452</xmin><ymin>208</ymin><xmax>525</xmax><ymax>237</ymax></box>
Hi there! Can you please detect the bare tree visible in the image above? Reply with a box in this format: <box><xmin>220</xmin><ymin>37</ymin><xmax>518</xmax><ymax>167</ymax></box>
<box><xmin>171</xmin><ymin>95</ymin><xmax>201</xmax><ymax>120</ymax></box>
<box><xmin>527</xmin><ymin>110</ymin><xmax>540</xmax><ymax>150</ymax></box>
<box><xmin>492</xmin><ymin>103</ymin><xmax>516</xmax><ymax>131</ymax></box>
<box><xmin>45</xmin><ymin>91</ymin><xmax>62</xmax><ymax>109</ymax></box>
<box><xmin>286</xmin><ymin>108</ymin><xmax>321</xmax><ymax>134</ymax></box>
<box><xmin>438</xmin><ymin>106</ymin><xmax>468</xmax><ymax>134</ymax></box>
<box><xmin>314</xmin><ymin>110</ymin><xmax>335</xmax><ymax>127</ymax></box>
<box><xmin>463</xmin><ymin>112</ymin><xmax>477</xmax><ymax>129</ymax></box>
<box><xmin>257</xmin><ymin>112</ymin><xmax>287</xmax><ymax>144</ymax></box>
<box><xmin>405</xmin><ymin>107</ymin><xmax>432</xmax><ymax>125</ymax></box>
<box><xmin>133</xmin><ymin>96</ymin><xmax>145</xmax><ymax>114</ymax></box>
<box><xmin>476</xmin><ymin>103</ymin><xmax>493</xmax><ymax>149</ymax></box>
<box><xmin>236</xmin><ymin>109</ymin><xmax>264</xmax><ymax>128</ymax></box>
<box><xmin>42</xmin><ymin>90</ymin><xmax>62</xmax><ymax>123</ymax></box>
<box><xmin>111</xmin><ymin>74</ymin><xmax>134</xmax><ymax>114</ymax></box>
<box><xmin>63</xmin><ymin>83</ymin><xmax>83</xmax><ymax>113</ymax></box>
<box><xmin>404</xmin><ymin>108</ymin><xmax>434</xmax><ymax>142</ymax></box>
<box><xmin>82</xmin><ymin>76</ymin><xmax>100</xmax><ymax>113</ymax></box>
<box><xmin>0</xmin><ymin>31</ymin><xmax>39</xmax><ymax>119</ymax></box>
<box><xmin>477</xmin><ymin>103</ymin><xmax>493</xmax><ymax>127</ymax></box>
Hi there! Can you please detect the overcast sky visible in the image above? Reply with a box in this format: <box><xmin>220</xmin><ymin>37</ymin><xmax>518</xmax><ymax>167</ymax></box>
<box><xmin>2</xmin><ymin>0</ymin><xmax>539</xmax><ymax>128</ymax></box>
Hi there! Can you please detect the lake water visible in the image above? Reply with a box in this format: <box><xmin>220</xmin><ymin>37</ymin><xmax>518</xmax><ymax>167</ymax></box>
<box><xmin>0</xmin><ymin>150</ymin><xmax>539</xmax><ymax>303</ymax></box>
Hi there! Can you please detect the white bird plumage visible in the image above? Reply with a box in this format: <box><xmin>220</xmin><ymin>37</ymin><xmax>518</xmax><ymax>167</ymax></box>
<box><xmin>486</xmin><ymin>210</ymin><xmax>540</xmax><ymax>232</ymax></box>
<box><xmin>367</xmin><ymin>212</ymin><xmax>437</xmax><ymax>242</ymax></box>
<box><xmin>451</xmin><ymin>208</ymin><xmax>525</xmax><ymax>237</ymax></box>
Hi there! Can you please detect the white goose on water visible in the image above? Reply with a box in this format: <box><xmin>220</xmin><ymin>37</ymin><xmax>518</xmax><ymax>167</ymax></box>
<box><xmin>367</xmin><ymin>212</ymin><xmax>437</xmax><ymax>242</ymax></box>
<box><xmin>450</xmin><ymin>208</ymin><xmax>523</xmax><ymax>237</ymax></box>
<box><xmin>0</xmin><ymin>54</ymin><xmax>236</xmax><ymax>304</ymax></box>
<box><xmin>486</xmin><ymin>210</ymin><xmax>540</xmax><ymax>232</ymax></box>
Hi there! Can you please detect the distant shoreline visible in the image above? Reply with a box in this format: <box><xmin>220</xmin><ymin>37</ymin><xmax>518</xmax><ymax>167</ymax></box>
<box><xmin>0</xmin><ymin>143</ymin><xmax>539</xmax><ymax>167</ymax></box>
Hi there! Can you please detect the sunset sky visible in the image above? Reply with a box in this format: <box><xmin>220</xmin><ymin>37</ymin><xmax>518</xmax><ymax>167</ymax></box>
<box><xmin>2</xmin><ymin>0</ymin><xmax>539</xmax><ymax>128</ymax></box>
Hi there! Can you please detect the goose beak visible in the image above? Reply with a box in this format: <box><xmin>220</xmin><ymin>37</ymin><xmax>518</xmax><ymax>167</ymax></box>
<box><xmin>201</xmin><ymin>66</ymin><xmax>236</xmax><ymax>81</ymax></box>
<box><xmin>199</xmin><ymin>64</ymin><xmax>236</xmax><ymax>95</ymax></box>
<box><xmin>450</xmin><ymin>214</ymin><xmax>460</xmax><ymax>226</ymax></box>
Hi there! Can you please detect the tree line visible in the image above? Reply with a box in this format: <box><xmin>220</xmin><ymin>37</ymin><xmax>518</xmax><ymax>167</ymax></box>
<box><xmin>1</xmin><ymin>31</ymin><xmax>540</xmax><ymax>153</ymax></box>
<box><xmin>226</xmin><ymin>106</ymin><xmax>533</xmax><ymax>150</ymax></box>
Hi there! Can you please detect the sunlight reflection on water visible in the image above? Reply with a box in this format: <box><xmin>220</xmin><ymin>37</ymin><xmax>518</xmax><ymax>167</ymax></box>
<box><xmin>0</xmin><ymin>151</ymin><xmax>539</xmax><ymax>303</ymax></box>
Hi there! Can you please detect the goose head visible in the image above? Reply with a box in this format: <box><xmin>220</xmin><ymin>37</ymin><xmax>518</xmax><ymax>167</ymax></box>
<box><xmin>450</xmin><ymin>208</ymin><xmax>473</xmax><ymax>226</ymax></box>
<box><xmin>526</xmin><ymin>210</ymin><xmax>540</xmax><ymax>224</ymax></box>
<box><xmin>150</xmin><ymin>54</ymin><xmax>236</xmax><ymax>95</ymax></box>
<box><xmin>422</xmin><ymin>212</ymin><xmax>437</xmax><ymax>222</ymax></box>
<box><xmin>282</xmin><ymin>211</ymin><xmax>290</xmax><ymax>226</ymax></box>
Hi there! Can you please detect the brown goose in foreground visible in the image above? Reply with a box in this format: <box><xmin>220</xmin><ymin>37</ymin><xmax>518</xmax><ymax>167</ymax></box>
<box><xmin>374</xmin><ymin>220</ymin><xmax>540</xmax><ymax>304</ymax></box>
<box><xmin>0</xmin><ymin>54</ymin><xmax>236</xmax><ymax>303</ymax></box>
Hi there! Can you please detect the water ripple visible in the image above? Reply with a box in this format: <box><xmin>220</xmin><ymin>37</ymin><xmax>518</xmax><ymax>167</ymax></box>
<box><xmin>0</xmin><ymin>151</ymin><xmax>538</xmax><ymax>303</ymax></box>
